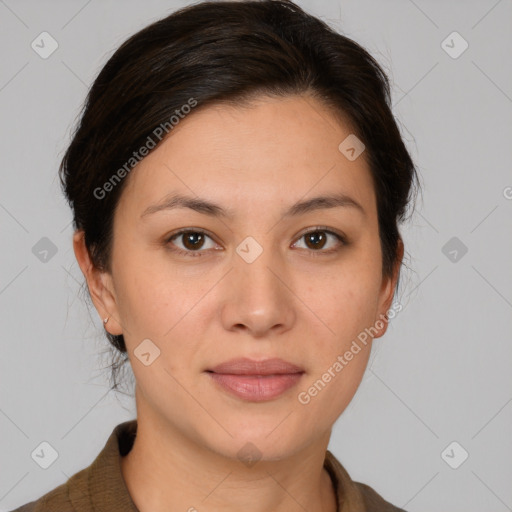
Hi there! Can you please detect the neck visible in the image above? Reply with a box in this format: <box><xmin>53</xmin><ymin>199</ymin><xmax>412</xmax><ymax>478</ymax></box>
<box><xmin>120</xmin><ymin>397</ymin><xmax>338</xmax><ymax>512</ymax></box>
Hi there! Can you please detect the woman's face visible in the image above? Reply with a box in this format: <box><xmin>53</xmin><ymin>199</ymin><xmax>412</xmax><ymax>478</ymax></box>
<box><xmin>80</xmin><ymin>93</ymin><xmax>400</xmax><ymax>460</ymax></box>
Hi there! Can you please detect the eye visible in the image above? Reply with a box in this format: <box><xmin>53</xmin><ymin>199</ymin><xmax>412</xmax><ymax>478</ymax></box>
<box><xmin>292</xmin><ymin>227</ymin><xmax>346</xmax><ymax>255</ymax></box>
<box><xmin>166</xmin><ymin>229</ymin><xmax>219</xmax><ymax>257</ymax></box>
<box><xmin>165</xmin><ymin>226</ymin><xmax>347</xmax><ymax>258</ymax></box>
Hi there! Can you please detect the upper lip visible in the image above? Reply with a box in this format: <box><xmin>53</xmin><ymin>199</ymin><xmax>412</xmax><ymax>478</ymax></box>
<box><xmin>207</xmin><ymin>357</ymin><xmax>304</xmax><ymax>375</ymax></box>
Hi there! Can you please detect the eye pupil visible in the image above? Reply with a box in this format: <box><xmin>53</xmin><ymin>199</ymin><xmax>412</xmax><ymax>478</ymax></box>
<box><xmin>183</xmin><ymin>232</ymin><xmax>205</xmax><ymax>250</ymax></box>
<box><xmin>305</xmin><ymin>231</ymin><xmax>327</xmax><ymax>250</ymax></box>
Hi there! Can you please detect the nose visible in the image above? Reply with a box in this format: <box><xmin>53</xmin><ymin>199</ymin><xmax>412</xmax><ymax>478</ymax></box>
<box><xmin>219</xmin><ymin>242</ymin><xmax>296</xmax><ymax>338</ymax></box>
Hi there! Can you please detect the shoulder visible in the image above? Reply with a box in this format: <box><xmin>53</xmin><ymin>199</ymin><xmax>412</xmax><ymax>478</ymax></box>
<box><xmin>8</xmin><ymin>477</ymin><xmax>77</xmax><ymax>512</ymax></box>
<box><xmin>9</xmin><ymin>420</ymin><xmax>137</xmax><ymax>512</ymax></box>
<box><xmin>324</xmin><ymin>450</ymin><xmax>406</xmax><ymax>512</ymax></box>
<box><xmin>9</xmin><ymin>463</ymin><xmax>93</xmax><ymax>512</ymax></box>
<box><xmin>353</xmin><ymin>481</ymin><xmax>407</xmax><ymax>512</ymax></box>
<box><xmin>8</xmin><ymin>502</ymin><xmax>37</xmax><ymax>512</ymax></box>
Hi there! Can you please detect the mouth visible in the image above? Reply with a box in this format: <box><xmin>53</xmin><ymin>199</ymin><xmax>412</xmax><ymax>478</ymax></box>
<box><xmin>205</xmin><ymin>357</ymin><xmax>305</xmax><ymax>402</ymax></box>
<box><xmin>206</xmin><ymin>357</ymin><xmax>305</xmax><ymax>375</ymax></box>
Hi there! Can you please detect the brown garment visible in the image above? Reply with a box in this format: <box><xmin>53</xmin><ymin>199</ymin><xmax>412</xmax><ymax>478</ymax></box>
<box><xmin>10</xmin><ymin>420</ymin><xmax>406</xmax><ymax>512</ymax></box>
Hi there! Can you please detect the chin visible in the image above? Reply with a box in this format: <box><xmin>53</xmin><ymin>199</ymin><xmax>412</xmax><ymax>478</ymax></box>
<box><xmin>211</xmin><ymin>438</ymin><xmax>300</xmax><ymax>465</ymax></box>
<box><xmin>204</xmin><ymin>420</ymin><xmax>311</xmax><ymax>463</ymax></box>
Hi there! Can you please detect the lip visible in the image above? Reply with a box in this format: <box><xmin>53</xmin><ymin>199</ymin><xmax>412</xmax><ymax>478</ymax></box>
<box><xmin>205</xmin><ymin>358</ymin><xmax>305</xmax><ymax>402</ymax></box>
<box><xmin>207</xmin><ymin>357</ymin><xmax>304</xmax><ymax>375</ymax></box>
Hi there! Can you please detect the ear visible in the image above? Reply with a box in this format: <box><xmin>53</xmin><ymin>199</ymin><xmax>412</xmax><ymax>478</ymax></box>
<box><xmin>373</xmin><ymin>237</ymin><xmax>404</xmax><ymax>339</ymax></box>
<box><xmin>72</xmin><ymin>230</ymin><xmax>123</xmax><ymax>336</ymax></box>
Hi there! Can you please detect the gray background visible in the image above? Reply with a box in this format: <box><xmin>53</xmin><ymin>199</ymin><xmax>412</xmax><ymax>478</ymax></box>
<box><xmin>1</xmin><ymin>0</ymin><xmax>511</xmax><ymax>510</ymax></box>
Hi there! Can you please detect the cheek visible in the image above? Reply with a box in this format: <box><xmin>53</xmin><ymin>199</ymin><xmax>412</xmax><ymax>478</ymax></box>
<box><xmin>295</xmin><ymin>345</ymin><xmax>371</xmax><ymax>437</ymax></box>
<box><xmin>113</xmin><ymin>252</ymin><xmax>219</xmax><ymax>372</ymax></box>
<box><xmin>293</xmin><ymin>256</ymin><xmax>381</xmax><ymax>413</ymax></box>
<box><xmin>301</xmin><ymin>263</ymin><xmax>381</xmax><ymax>349</ymax></box>
<box><xmin>295</xmin><ymin>274</ymin><xmax>378</xmax><ymax>422</ymax></box>
<box><xmin>110</xmin><ymin>258</ymin><xmax>172</xmax><ymax>347</ymax></box>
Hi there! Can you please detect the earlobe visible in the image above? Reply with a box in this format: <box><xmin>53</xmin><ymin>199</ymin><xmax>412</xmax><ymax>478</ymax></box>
<box><xmin>374</xmin><ymin>238</ymin><xmax>404</xmax><ymax>339</ymax></box>
<box><xmin>373</xmin><ymin>281</ymin><xmax>393</xmax><ymax>340</ymax></box>
<box><xmin>72</xmin><ymin>230</ymin><xmax>123</xmax><ymax>335</ymax></box>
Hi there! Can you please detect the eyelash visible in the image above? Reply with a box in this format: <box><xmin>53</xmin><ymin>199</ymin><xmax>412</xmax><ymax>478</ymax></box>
<box><xmin>164</xmin><ymin>226</ymin><xmax>347</xmax><ymax>258</ymax></box>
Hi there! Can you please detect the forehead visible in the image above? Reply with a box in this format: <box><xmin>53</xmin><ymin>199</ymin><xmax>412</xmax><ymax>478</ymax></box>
<box><xmin>117</xmin><ymin>94</ymin><xmax>376</xmax><ymax>219</ymax></box>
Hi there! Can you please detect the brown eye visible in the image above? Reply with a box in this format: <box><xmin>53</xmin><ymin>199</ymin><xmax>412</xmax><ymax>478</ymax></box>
<box><xmin>166</xmin><ymin>229</ymin><xmax>218</xmax><ymax>257</ymax></box>
<box><xmin>293</xmin><ymin>228</ymin><xmax>346</xmax><ymax>254</ymax></box>
<box><xmin>166</xmin><ymin>227</ymin><xmax>346</xmax><ymax>258</ymax></box>
<box><xmin>181</xmin><ymin>232</ymin><xmax>206</xmax><ymax>250</ymax></box>
<box><xmin>304</xmin><ymin>231</ymin><xmax>328</xmax><ymax>250</ymax></box>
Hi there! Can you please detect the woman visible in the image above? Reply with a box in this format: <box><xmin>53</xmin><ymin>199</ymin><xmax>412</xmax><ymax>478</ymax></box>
<box><xmin>12</xmin><ymin>0</ymin><xmax>419</xmax><ymax>510</ymax></box>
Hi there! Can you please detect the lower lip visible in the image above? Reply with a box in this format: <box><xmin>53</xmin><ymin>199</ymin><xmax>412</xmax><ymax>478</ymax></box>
<box><xmin>207</xmin><ymin>372</ymin><xmax>304</xmax><ymax>402</ymax></box>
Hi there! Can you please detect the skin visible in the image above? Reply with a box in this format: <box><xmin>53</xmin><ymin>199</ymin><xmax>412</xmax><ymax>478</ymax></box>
<box><xmin>73</xmin><ymin>93</ymin><xmax>403</xmax><ymax>512</ymax></box>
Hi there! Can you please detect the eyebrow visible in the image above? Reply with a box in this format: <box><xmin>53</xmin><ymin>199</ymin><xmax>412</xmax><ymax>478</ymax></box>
<box><xmin>140</xmin><ymin>192</ymin><xmax>366</xmax><ymax>219</ymax></box>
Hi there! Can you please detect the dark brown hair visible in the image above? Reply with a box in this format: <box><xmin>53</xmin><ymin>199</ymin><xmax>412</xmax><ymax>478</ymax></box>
<box><xmin>59</xmin><ymin>0</ymin><xmax>420</xmax><ymax>391</ymax></box>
